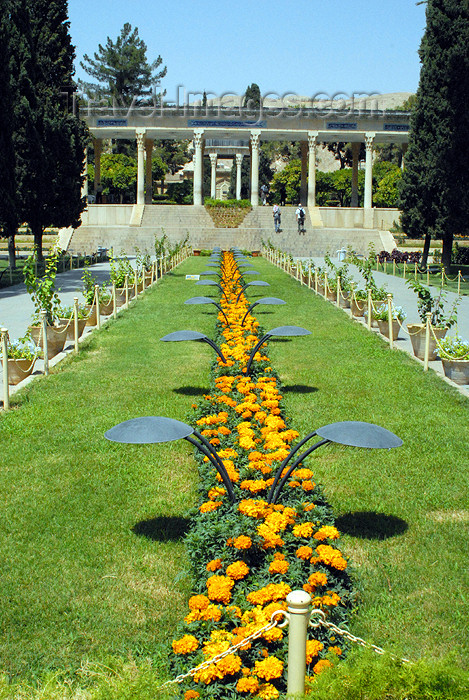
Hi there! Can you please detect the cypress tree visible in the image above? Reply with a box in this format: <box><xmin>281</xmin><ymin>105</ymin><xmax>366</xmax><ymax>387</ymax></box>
<box><xmin>11</xmin><ymin>0</ymin><xmax>88</xmax><ymax>260</ymax></box>
<box><xmin>399</xmin><ymin>0</ymin><xmax>469</xmax><ymax>270</ymax></box>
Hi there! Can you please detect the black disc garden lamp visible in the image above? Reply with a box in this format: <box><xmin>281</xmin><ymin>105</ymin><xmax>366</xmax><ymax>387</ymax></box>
<box><xmin>267</xmin><ymin>421</ymin><xmax>403</xmax><ymax>504</ymax></box>
<box><xmin>245</xmin><ymin>325</ymin><xmax>311</xmax><ymax>375</ymax></box>
<box><xmin>160</xmin><ymin>330</ymin><xmax>227</xmax><ymax>363</ymax></box>
<box><xmin>240</xmin><ymin>297</ymin><xmax>287</xmax><ymax>326</ymax></box>
<box><xmin>184</xmin><ymin>296</ymin><xmax>230</xmax><ymax>325</ymax></box>
<box><xmin>195</xmin><ymin>279</ymin><xmax>229</xmax><ymax>300</ymax></box>
<box><xmin>105</xmin><ymin>416</ymin><xmax>236</xmax><ymax>502</ymax></box>
<box><xmin>235</xmin><ymin>280</ymin><xmax>270</xmax><ymax>303</ymax></box>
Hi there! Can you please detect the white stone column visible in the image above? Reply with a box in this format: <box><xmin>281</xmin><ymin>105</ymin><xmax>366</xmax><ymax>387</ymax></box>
<box><xmin>209</xmin><ymin>153</ymin><xmax>217</xmax><ymax>199</ymax></box>
<box><xmin>250</xmin><ymin>130</ymin><xmax>261</xmax><ymax>207</ymax></box>
<box><xmin>364</xmin><ymin>132</ymin><xmax>375</xmax><ymax>209</ymax></box>
<box><xmin>193</xmin><ymin>128</ymin><xmax>204</xmax><ymax>206</ymax></box>
<box><xmin>235</xmin><ymin>153</ymin><xmax>243</xmax><ymax>200</ymax></box>
<box><xmin>307</xmin><ymin>131</ymin><xmax>318</xmax><ymax>208</ymax></box>
<box><xmin>145</xmin><ymin>139</ymin><xmax>154</xmax><ymax>204</ymax></box>
<box><xmin>93</xmin><ymin>138</ymin><xmax>102</xmax><ymax>196</ymax></box>
<box><xmin>136</xmin><ymin>129</ymin><xmax>146</xmax><ymax>206</ymax></box>
<box><xmin>81</xmin><ymin>144</ymin><xmax>88</xmax><ymax>200</ymax></box>
<box><xmin>300</xmin><ymin>141</ymin><xmax>308</xmax><ymax>205</ymax></box>
<box><xmin>351</xmin><ymin>142</ymin><xmax>360</xmax><ymax>207</ymax></box>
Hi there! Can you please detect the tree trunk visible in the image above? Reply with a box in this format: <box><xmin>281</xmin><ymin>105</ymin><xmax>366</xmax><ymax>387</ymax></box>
<box><xmin>31</xmin><ymin>223</ymin><xmax>44</xmax><ymax>262</ymax></box>
<box><xmin>441</xmin><ymin>233</ymin><xmax>453</xmax><ymax>272</ymax></box>
<box><xmin>8</xmin><ymin>233</ymin><xmax>16</xmax><ymax>269</ymax></box>
<box><xmin>420</xmin><ymin>233</ymin><xmax>431</xmax><ymax>269</ymax></box>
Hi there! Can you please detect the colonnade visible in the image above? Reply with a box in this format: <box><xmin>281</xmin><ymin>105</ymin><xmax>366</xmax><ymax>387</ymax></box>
<box><xmin>87</xmin><ymin>127</ymin><xmax>390</xmax><ymax>211</ymax></box>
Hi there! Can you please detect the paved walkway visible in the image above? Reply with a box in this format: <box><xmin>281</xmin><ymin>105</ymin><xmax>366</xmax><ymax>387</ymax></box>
<box><xmin>297</xmin><ymin>256</ymin><xmax>469</xmax><ymax>397</ymax></box>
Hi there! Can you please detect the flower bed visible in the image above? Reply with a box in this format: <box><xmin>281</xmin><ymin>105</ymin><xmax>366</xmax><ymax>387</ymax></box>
<box><xmin>170</xmin><ymin>252</ymin><xmax>354</xmax><ymax>699</ymax></box>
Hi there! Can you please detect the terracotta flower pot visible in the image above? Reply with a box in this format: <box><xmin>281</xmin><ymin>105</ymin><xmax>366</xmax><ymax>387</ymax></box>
<box><xmin>441</xmin><ymin>358</ymin><xmax>469</xmax><ymax>385</ymax></box>
<box><xmin>29</xmin><ymin>323</ymin><xmax>67</xmax><ymax>359</ymax></box>
<box><xmin>100</xmin><ymin>301</ymin><xmax>114</xmax><ymax>315</ymax></box>
<box><xmin>350</xmin><ymin>299</ymin><xmax>366</xmax><ymax>317</ymax></box>
<box><xmin>84</xmin><ymin>305</ymin><xmax>98</xmax><ymax>326</ymax></box>
<box><xmin>377</xmin><ymin>319</ymin><xmax>400</xmax><ymax>341</ymax></box>
<box><xmin>59</xmin><ymin>317</ymin><xmax>86</xmax><ymax>340</ymax></box>
<box><xmin>4</xmin><ymin>357</ymin><xmax>36</xmax><ymax>385</ymax></box>
<box><xmin>407</xmin><ymin>324</ymin><xmax>447</xmax><ymax>361</ymax></box>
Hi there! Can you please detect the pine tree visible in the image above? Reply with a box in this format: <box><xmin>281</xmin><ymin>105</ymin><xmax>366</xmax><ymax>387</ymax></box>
<box><xmin>79</xmin><ymin>23</ymin><xmax>167</xmax><ymax>106</ymax></box>
<box><xmin>243</xmin><ymin>83</ymin><xmax>261</xmax><ymax>111</ymax></box>
<box><xmin>399</xmin><ymin>0</ymin><xmax>469</xmax><ymax>270</ymax></box>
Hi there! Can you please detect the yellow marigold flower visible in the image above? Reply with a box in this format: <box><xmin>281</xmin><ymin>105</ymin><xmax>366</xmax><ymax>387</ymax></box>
<box><xmin>288</xmin><ymin>481</ymin><xmax>301</xmax><ymax>489</ymax></box>
<box><xmin>184</xmin><ymin>691</ymin><xmax>200</xmax><ymax>700</ymax></box>
<box><xmin>233</xmin><ymin>535</ymin><xmax>252</xmax><ymax>549</ymax></box>
<box><xmin>236</xmin><ymin>676</ymin><xmax>259</xmax><ymax>693</ymax></box>
<box><xmin>302</xmin><ymin>480</ymin><xmax>315</xmax><ymax>491</ymax></box>
<box><xmin>269</xmin><ymin>559</ymin><xmax>289</xmax><ymax>574</ymax></box>
<box><xmin>254</xmin><ymin>656</ymin><xmax>284</xmax><ymax>681</ymax></box>
<box><xmin>306</xmin><ymin>639</ymin><xmax>324</xmax><ymax>663</ymax></box>
<box><xmin>184</xmin><ymin>603</ymin><xmax>222</xmax><ymax>623</ymax></box>
<box><xmin>257</xmin><ymin>523</ymin><xmax>285</xmax><ymax>549</ymax></box>
<box><xmin>208</xmin><ymin>486</ymin><xmax>226</xmax><ymax>500</ymax></box>
<box><xmin>206</xmin><ymin>575</ymin><xmax>234</xmax><ymax>604</ymax></box>
<box><xmin>226</xmin><ymin>605</ymin><xmax>242</xmax><ymax>618</ymax></box>
<box><xmin>321</xmin><ymin>592</ymin><xmax>341</xmax><ymax>607</ymax></box>
<box><xmin>226</xmin><ymin>560</ymin><xmax>249</xmax><ymax>580</ymax></box>
<box><xmin>239</xmin><ymin>436</ymin><xmax>256</xmax><ymax>450</ymax></box>
<box><xmin>273</xmin><ymin>552</ymin><xmax>285</xmax><ymax>560</ymax></box>
<box><xmin>238</xmin><ymin>499</ymin><xmax>269</xmax><ymax>518</ymax></box>
<box><xmin>257</xmin><ymin>682</ymin><xmax>280</xmax><ymax>699</ymax></box>
<box><xmin>307</xmin><ymin>572</ymin><xmax>328</xmax><ymax>589</ymax></box>
<box><xmin>296</xmin><ymin>546</ymin><xmax>314</xmax><ymax>560</ymax></box>
<box><xmin>172</xmin><ymin>634</ymin><xmax>199</xmax><ymax>654</ymax></box>
<box><xmin>292</xmin><ymin>521</ymin><xmax>315</xmax><ymax>538</ymax></box>
<box><xmin>217</xmin><ymin>653</ymin><xmax>243</xmax><ymax>677</ymax></box>
<box><xmin>199</xmin><ymin>501</ymin><xmax>222</xmax><ymax>513</ymax></box>
<box><xmin>328</xmin><ymin>645</ymin><xmax>342</xmax><ymax>655</ymax></box>
<box><xmin>217</xmin><ymin>425</ymin><xmax>231</xmax><ymax>435</ymax></box>
<box><xmin>313</xmin><ymin>526</ymin><xmax>340</xmax><ymax>541</ymax></box>
<box><xmin>316</xmin><ymin>544</ymin><xmax>347</xmax><ymax>570</ymax></box>
<box><xmin>292</xmin><ymin>468</ymin><xmax>314</xmax><ymax>480</ymax></box>
<box><xmin>206</xmin><ymin>558</ymin><xmax>223</xmax><ymax>572</ymax></box>
<box><xmin>313</xmin><ymin>659</ymin><xmax>332</xmax><ymax>675</ymax></box>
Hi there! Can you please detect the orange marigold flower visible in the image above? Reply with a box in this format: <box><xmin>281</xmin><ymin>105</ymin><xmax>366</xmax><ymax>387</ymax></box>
<box><xmin>313</xmin><ymin>526</ymin><xmax>340</xmax><ymax>541</ymax></box>
<box><xmin>206</xmin><ymin>575</ymin><xmax>234</xmax><ymax>604</ymax></box>
<box><xmin>269</xmin><ymin>559</ymin><xmax>289</xmax><ymax>574</ymax></box>
<box><xmin>236</xmin><ymin>676</ymin><xmax>260</xmax><ymax>693</ymax></box>
<box><xmin>254</xmin><ymin>656</ymin><xmax>284</xmax><ymax>681</ymax></box>
<box><xmin>199</xmin><ymin>501</ymin><xmax>222</xmax><ymax>513</ymax></box>
<box><xmin>306</xmin><ymin>639</ymin><xmax>324</xmax><ymax>663</ymax></box>
<box><xmin>328</xmin><ymin>645</ymin><xmax>342</xmax><ymax>655</ymax></box>
<box><xmin>302</xmin><ymin>480</ymin><xmax>315</xmax><ymax>491</ymax></box>
<box><xmin>257</xmin><ymin>683</ymin><xmax>280</xmax><ymax>699</ymax></box>
<box><xmin>172</xmin><ymin>634</ymin><xmax>199</xmax><ymax>654</ymax></box>
<box><xmin>296</xmin><ymin>546</ymin><xmax>314</xmax><ymax>560</ymax></box>
<box><xmin>316</xmin><ymin>544</ymin><xmax>347</xmax><ymax>570</ymax></box>
<box><xmin>188</xmin><ymin>594</ymin><xmax>210</xmax><ymax>611</ymax></box>
<box><xmin>226</xmin><ymin>560</ymin><xmax>250</xmax><ymax>580</ymax></box>
<box><xmin>233</xmin><ymin>535</ymin><xmax>252</xmax><ymax>549</ymax></box>
<box><xmin>247</xmin><ymin>582</ymin><xmax>291</xmax><ymax>605</ymax></box>
<box><xmin>208</xmin><ymin>486</ymin><xmax>226</xmax><ymax>501</ymax></box>
<box><xmin>206</xmin><ymin>558</ymin><xmax>223</xmax><ymax>572</ymax></box>
<box><xmin>313</xmin><ymin>659</ymin><xmax>332</xmax><ymax>675</ymax></box>
<box><xmin>184</xmin><ymin>691</ymin><xmax>200</xmax><ymax>700</ymax></box>
<box><xmin>292</xmin><ymin>521</ymin><xmax>315</xmax><ymax>538</ymax></box>
<box><xmin>238</xmin><ymin>499</ymin><xmax>269</xmax><ymax>518</ymax></box>
<box><xmin>240</xmin><ymin>479</ymin><xmax>268</xmax><ymax>493</ymax></box>
<box><xmin>320</xmin><ymin>592</ymin><xmax>341</xmax><ymax>607</ymax></box>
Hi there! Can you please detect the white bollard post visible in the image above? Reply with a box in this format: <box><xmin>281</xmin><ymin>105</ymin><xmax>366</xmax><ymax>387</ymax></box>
<box><xmin>387</xmin><ymin>293</ymin><xmax>393</xmax><ymax>349</ymax></box>
<box><xmin>95</xmin><ymin>285</ymin><xmax>101</xmax><ymax>330</ymax></box>
<box><xmin>41</xmin><ymin>311</ymin><xmax>49</xmax><ymax>376</ymax></box>
<box><xmin>112</xmin><ymin>283</ymin><xmax>117</xmax><ymax>319</ymax></box>
<box><xmin>424</xmin><ymin>312</ymin><xmax>431</xmax><ymax>371</ymax></box>
<box><xmin>73</xmin><ymin>297</ymin><xmax>79</xmax><ymax>353</ymax></box>
<box><xmin>125</xmin><ymin>275</ymin><xmax>129</xmax><ymax>309</ymax></box>
<box><xmin>286</xmin><ymin>590</ymin><xmax>311</xmax><ymax>697</ymax></box>
<box><xmin>1</xmin><ymin>328</ymin><xmax>10</xmax><ymax>410</ymax></box>
<box><xmin>367</xmin><ymin>288</ymin><xmax>372</xmax><ymax>330</ymax></box>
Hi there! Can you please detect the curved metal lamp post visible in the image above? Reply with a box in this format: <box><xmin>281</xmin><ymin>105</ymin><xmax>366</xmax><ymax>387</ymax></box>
<box><xmin>160</xmin><ymin>330</ymin><xmax>227</xmax><ymax>363</ymax></box>
<box><xmin>245</xmin><ymin>325</ymin><xmax>311</xmax><ymax>375</ymax></box>
<box><xmin>235</xmin><ymin>280</ymin><xmax>270</xmax><ymax>303</ymax></box>
<box><xmin>240</xmin><ymin>297</ymin><xmax>286</xmax><ymax>326</ymax></box>
<box><xmin>267</xmin><ymin>421</ymin><xmax>403</xmax><ymax>504</ymax></box>
<box><xmin>200</xmin><ymin>270</ymin><xmax>222</xmax><ymax>278</ymax></box>
<box><xmin>105</xmin><ymin>416</ymin><xmax>237</xmax><ymax>503</ymax></box>
<box><xmin>184</xmin><ymin>296</ymin><xmax>230</xmax><ymax>325</ymax></box>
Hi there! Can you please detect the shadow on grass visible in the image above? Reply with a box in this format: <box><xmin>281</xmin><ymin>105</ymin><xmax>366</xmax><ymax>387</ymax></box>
<box><xmin>336</xmin><ymin>511</ymin><xmax>408</xmax><ymax>540</ymax></box>
<box><xmin>282</xmin><ymin>384</ymin><xmax>318</xmax><ymax>394</ymax></box>
<box><xmin>173</xmin><ymin>386</ymin><xmax>207</xmax><ymax>396</ymax></box>
<box><xmin>132</xmin><ymin>516</ymin><xmax>191</xmax><ymax>541</ymax></box>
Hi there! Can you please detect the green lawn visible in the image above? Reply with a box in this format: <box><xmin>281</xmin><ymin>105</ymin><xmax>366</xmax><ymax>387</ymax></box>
<box><xmin>0</xmin><ymin>256</ymin><xmax>467</xmax><ymax>697</ymax></box>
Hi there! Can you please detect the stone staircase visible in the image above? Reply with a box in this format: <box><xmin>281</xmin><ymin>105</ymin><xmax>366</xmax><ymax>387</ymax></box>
<box><xmin>66</xmin><ymin>204</ymin><xmax>396</xmax><ymax>256</ymax></box>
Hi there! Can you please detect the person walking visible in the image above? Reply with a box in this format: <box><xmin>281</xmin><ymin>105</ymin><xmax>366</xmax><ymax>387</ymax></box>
<box><xmin>295</xmin><ymin>203</ymin><xmax>305</xmax><ymax>234</ymax></box>
<box><xmin>273</xmin><ymin>204</ymin><xmax>281</xmax><ymax>233</ymax></box>
<box><xmin>260</xmin><ymin>183</ymin><xmax>269</xmax><ymax>205</ymax></box>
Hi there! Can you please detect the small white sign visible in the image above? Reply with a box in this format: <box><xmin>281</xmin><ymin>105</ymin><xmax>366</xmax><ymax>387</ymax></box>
<box><xmin>185</xmin><ymin>274</ymin><xmax>200</xmax><ymax>280</ymax></box>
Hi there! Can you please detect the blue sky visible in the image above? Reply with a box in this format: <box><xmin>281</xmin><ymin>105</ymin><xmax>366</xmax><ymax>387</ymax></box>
<box><xmin>68</xmin><ymin>0</ymin><xmax>426</xmax><ymax>100</ymax></box>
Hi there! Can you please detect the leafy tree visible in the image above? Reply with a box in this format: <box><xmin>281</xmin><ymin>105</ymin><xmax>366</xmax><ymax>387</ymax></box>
<box><xmin>374</xmin><ymin>167</ymin><xmax>402</xmax><ymax>208</ymax></box>
<box><xmin>0</xmin><ymin>2</ymin><xmax>18</xmax><ymax>268</ymax></box>
<box><xmin>9</xmin><ymin>0</ymin><xmax>88</xmax><ymax>261</ymax></box>
<box><xmin>79</xmin><ymin>23</ymin><xmax>167</xmax><ymax>106</ymax></box>
<box><xmin>399</xmin><ymin>0</ymin><xmax>469</xmax><ymax>270</ymax></box>
<box><xmin>270</xmin><ymin>160</ymin><xmax>301</xmax><ymax>204</ymax></box>
<box><xmin>326</xmin><ymin>142</ymin><xmax>365</xmax><ymax>169</ymax></box>
<box><xmin>91</xmin><ymin>153</ymin><xmax>136</xmax><ymax>202</ymax></box>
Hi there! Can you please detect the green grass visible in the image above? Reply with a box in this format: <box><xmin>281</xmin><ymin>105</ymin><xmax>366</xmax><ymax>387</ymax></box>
<box><xmin>0</xmin><ymin>256</ymin><xmax>468</xmax><ymax>697</ymax></box>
